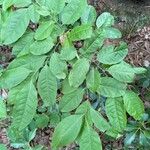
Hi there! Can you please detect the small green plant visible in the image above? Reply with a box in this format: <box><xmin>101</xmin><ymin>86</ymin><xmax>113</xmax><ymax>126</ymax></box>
<box><xmin>124</xmin><ymin>114</ymin><xmax>150</xmax><ymax>149</ymax></box>
<box><xmin>0</xmin><ymin>0</ymin><xmax>147</xmax><ymax>149</ymax></box>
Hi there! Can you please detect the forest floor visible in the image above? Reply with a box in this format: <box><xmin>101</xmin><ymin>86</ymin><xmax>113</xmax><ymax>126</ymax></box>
<box><xmin>0</xmin><ymin>0</ymin><xmax>150</xmax><ymax>150</ymax></box>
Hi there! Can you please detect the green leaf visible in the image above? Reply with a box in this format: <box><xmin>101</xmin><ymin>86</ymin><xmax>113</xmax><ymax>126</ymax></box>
<box><xmin>123</xmin><ymin>91</ymin><xmax>144</xmax><ymax>120</ymax></box>
<box><xmin>2</xmin><ymin>0</ymin><xmax>13</xmax><ymax>11</ymax></box>
<box><xmin>8</xmin><ymin>54</ymin><xmax>46</xmax><ymax>71</ymax></box>
<box><xmin>68</xmin><ymin>25</ymin><xmax>92</xmax><ymax>41</ymax></box>
<box><xmin>0</xmin><ymin>67</ymin><xmax>31</xmax><ymax>89</ymax></box>
<box><xmin>76</xmin><ymin>101</ymin><xmax>90</xmax><ymax>114</ymax></box>
<box><xmin>98</xmin><ymin>44</ymin><xmax>128</xmax><ymax>65</ymax></box>
<box><xmin>12</xmin><ymin>81</ymin><xmax>37</xmax><ymax>130</ymax></box>
<box><xmin>62</xmin><ymin>77</ymin><xmax>76</xmax><ymax>94</ymax></box>
<box><xmin>96</xmin><ymin>12</ymin><xmax>114</xmax><ymax>28</ymax></box>
<box><xmin>108</xmin><ymin>62</ymin><xmax>146</xmax><ymax>83</ymax></box>
<box><xmin>12</xmin><ymin>31</ymin><xmax>34</xmax><ymax>56</ymax></box>
<box><xmin>79</xmin><ymin>120</ymin><xmax>102</xmax><ymax>150</ymax></box>
<box><xmin>75</xmin><ymin>101</ymin><xmax>92</xmax><ymax>126</ymax></box>
<box><xmin>69</xmin><ymin>58</ymin><xmax>90</xmax><ymax>88</ymax></box>
<box><xmin>100</xmin><ymin>27</ymin><xmax>122</xmax><ymax>39</ymax></box>
<box><xmin>28</xmin><ymin>4</ymin><xmax>40</xmax><ymax>23</ymax></box>
<box><xmin>47</xmin><ymin>0</ymin><xmax>65</xmax><ymax>14</ymax></box>
<box><xmin>97</xmin><ymin>77</ymin><xmax>126</xmax><ymax>98</ymax></box>
<box><xmin>35</xmin><ymin>114</ymin><xmax>49</xmax><ymax>128</ymax></box>
<box><xmin>37</xmin><ymin>65</ymin><xmax>57</xmax><ymax>107</ymax></box>
<box><xmin>36</xmin><ymin>5</ymin><xmax>50</xmax><ymax>16</ymax></box>
<box><xmin>60</xmin><ymin>44</ymin><xmax>77</xmax><ymax>61</ymax></box>
<box><xmin>49</xmin><ymin>53</ymin><xmax>67</xmax><ymax>79</ymax></box>
<box><xmin>30</xmin><ymin>37</ymin><xmax>54</xmax><ymax>55</ymax></box>
<box><xmin>106</xmin><ymin>127</ymin><xmax>121</xmax><ymax>138</ymax></box>
<box><xmin>124</xmin><ymin>132</ymin><xmax>136</xmax><ymax>145</ymax></box>
<box><xmin>36</xmin><ymin>0</ymin><xmax>65</xmax><ymax>14</ymax></box>
<box><xmin>34</xmin><ymin>21</ymin><xmax>54</xmax><ymax>41</ymax></box>
<box><xmin>0</xmin><ymin>0</ymin><xmax>4</xmax><ymax>5</ymax></box>
<box><xmin>7</xmin><ymin>78</ymin><xmax>31</xmax><ymax>105</ymax></box>
<box><xmin>0</xmin><ymin>100</ymin><xmax>6</xmax><ymax>119</ymax></box>
<box><xmin>86</xmin><ymin>68</ymin><xmax>101</xmax><ymax>92</ymax></box>
<box><xmin>133</xmin><ymin>67</ymin><xmax>147</xmax><ymax>74</ymax></box>
<box><xmin>59</xmin><ymin>88</ymin><xmax>84</xmax><ymax>112</ymax></box>
<box><xmin>13</xmin><ymin>0</ymin><xmax>31</xmax><ymax>7</ymax></box>
<box><xmin>49</xmin><ymin>112</ymin><xmax>61</xmax><ymax>127</ymax></box>
<box><xmin>2</xmin><ymin>9</ymin><xmax>29</xmax><ymax>44</ymax></box>
<box><xmin>61</xmin><ymin>0</ymin><xmax>87</xmax><ymax>24</ymax></box>
<box><xmin>144</xmin><ymin>131</ymin><xmax>150</xmax><ymax>139</ymax></box>
<box><xmin>0</xmin><ymin>144</ymin><xmax>7</xmax><ymax>150</ymax></box>
<box><xmin>105</xmin><ymin>97</ymin><xmax>127</xmax><ymax>132</ymax></box>
<box><xmin>90</xmin><ymin>107</ymin><xmax>110</xmax><ymax>132</ymax></box>
<box><xmin>52</xmin><ymin>115</ymin><xmax>83</xmax><ymax>148</ymax></box>
<box><xmin>81</xmin><ymin>5</ymin><xmax>97</xmax><ymax>25</ymax></box>
<box><xmin>83</xmin><ymin>32</ymin><xmax>104</xmax><ymax>54</ymax></box>
<box><xmin>139</xmin><ymin>132</ymin><xmax>150</xmax><ymax>146</ymax></box>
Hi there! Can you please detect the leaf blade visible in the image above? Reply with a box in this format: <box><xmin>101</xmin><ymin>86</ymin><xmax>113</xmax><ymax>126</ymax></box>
<box><xmin>37</xmin><ymin>65</ymin><xmax>57</xmax><ymax>107</ymax></box>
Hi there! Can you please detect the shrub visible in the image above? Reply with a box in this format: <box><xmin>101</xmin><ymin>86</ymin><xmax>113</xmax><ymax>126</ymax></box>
<box><xmin>0</xmin><ymin>0</ymin><xmax>147</xmax><ymax>149</ymax></box>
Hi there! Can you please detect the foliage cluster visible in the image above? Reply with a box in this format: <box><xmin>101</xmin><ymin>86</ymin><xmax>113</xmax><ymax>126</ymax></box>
<box><xmin>0</xmin><ymin>0</ymin><xmax>149</xmax><ymax>149</ymax></box>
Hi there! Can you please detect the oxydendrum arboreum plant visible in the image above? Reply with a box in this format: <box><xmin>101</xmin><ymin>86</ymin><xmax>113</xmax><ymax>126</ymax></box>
<box><xmin>0</xmin><ymin>0</ymin><xmax>147</xmax><ymax>149</ymax></box>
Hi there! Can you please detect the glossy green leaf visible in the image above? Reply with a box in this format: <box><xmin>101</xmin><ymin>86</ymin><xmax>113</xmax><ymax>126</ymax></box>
<box><xmin>106</xmin><ymin>97</ymin><xmax>127</xmax><ymax>132</ymax></box>
<box><xmin>59</xmin><ymin>88</ymin><xmax>84</xmax><ymax>112</ymax></box>
<box><xmin>69</xmin><ymin>58</ymin><xmax>90</xmax><ymax>87</ymax></box>
<box><xmin>97</xmin><ymin>77</ymin><xmax>126</xmax><ymax>98</ymax></box>
<box><xmin>2</xmin><ymin>9</ymin><xmax>29</xmax><ymax>44</ymax></box>
<box><xmin>30</xmin><ymin>37</ymin><xmax>54</xmax><ymax>55</ymax></box>
<box><xmin>0</xmin><ymin>67</ymin><xmax>31</xmax><ymax>89</ymax></box>
<box><xmin>79</xmin><ymin>121</ymin><xmax>102</xmax><ymax>150</ymax></box>
<box><xmin>81</xmin><ymin>5</ymin><xmax>96</xmax><ymax>25</ymax></box>
<box><xmin>37</xmin><ymin>65</ymin><xmax>57</xmax><ymax>107</ymax></box>
<box><xmin>90</xmin><ymin>107</ymin><xmax>110</xmax><ymax>132</ymax></box>
<box><xmin>52</xmin><ymin>115</ymin><xmax>83</xmax><ymax>148</ymax></box>
<box><xmin>96</xmin><ymin>12</ymin><xmax>114</xmax><ymax>28</ymax></box>
<box><xmin>12</xmin><ymin>81</ymin><xmax>37</xmax><ymax>130</ymax></box>
<box><xmin>86</xmin><ymin>68</ymin><xmax>101</xmax><ymax>92</ymax></box>
<box><xmin>49</xmin><ymin>53</ymin><xmax>67</xmax><ymax>79</ymax></box>
<box><xmin>98</xmin><ymin>44</ymin><xmax>128</xmax><ymax>65</ymax></box>
<box><xmin>0</xmin><ymin>100</ymin><xmax>6</xmax><ymax>119</ymax></box>
<box><xmin>34</xmin><ymin>21</ymin><xmax>54</xmax><ymax>41</ymax></box>
<box><xmin>68</xmin><ymin>24</ymin><xmax>92</xmax><ymax>41</ymax></box>
<box><xmin>61</xmin><ymin>0</ymin><xmax>87</xmax><ymax>24</ymax></box>
<box><xmin>123</xmin><ymin>91</ymin><xmax>144</xmax><ymax>120</ymax></box>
